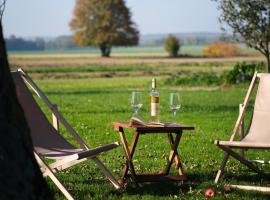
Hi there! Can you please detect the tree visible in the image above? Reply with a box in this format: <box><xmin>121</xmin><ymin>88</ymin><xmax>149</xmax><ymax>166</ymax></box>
<box><xmin>70</xmin><ymin>0</ymin><xmax>139</xmax><ymax>57</ymax></box>
<box><xmin>0</xmin><ymin>21</ymin><xmax>53</xmax><ymax>199</ymax></box>
<box><xmin>5</xmin><ymin>35</ymin><xmax>45</xmax><ymax>51</ymax></box>
<box><xmin>215</xmin><ymin>0</ymin><xmax>270</xmax><ymax>72</ymax></box>
<box><xmin>165</xmin><ymin>34</ymin><xmax>180</xmax><ymax>57</ymax></box>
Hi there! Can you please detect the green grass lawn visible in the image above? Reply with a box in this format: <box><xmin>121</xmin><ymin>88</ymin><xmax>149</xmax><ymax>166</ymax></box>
<box><xmin>32</xmin><ymin>76</ymin><xmax>269</xmax><ymax>200</ymax></box>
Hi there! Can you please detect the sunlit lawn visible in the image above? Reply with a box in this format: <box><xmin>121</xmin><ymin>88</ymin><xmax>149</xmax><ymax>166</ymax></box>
<box><xmin>32</xmin><ymin>76</ymin><xmax>270</xmax><ymax>200</ymax></box>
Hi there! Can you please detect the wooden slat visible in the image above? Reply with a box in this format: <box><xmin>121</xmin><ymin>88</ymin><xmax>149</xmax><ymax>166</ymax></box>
<box><xmin>52</xmin><ymin>104</ymin><xmax>60</xmax><ymax>132</ymax></box>
<box><xmin>227</xmin><ymin>184</ymin><xmax>270</xmax><ymax>193</ymax></box>
<box><xmin>230</xmin><ymin>72</ymin><xmax>258</xmax><ymax>141</ymax></box>
<box><xmin>215</xmin><ymin>140</ymin><xmax>270</xmax><ymax>149</ymax></box>
<box><xmin>239</xmin><ymin>103</ymin><xmax>245</xmax><ymax>157</ymax></box>
<box><xmin>214</xmin><ymin>152</ymin><xmax>230</xmax><ymax>184</ymax></box>
<box><xmin>91</xmin><ymin>157</ymin><xmax>121</xmax><ymax>189</ymax></box>
<box><xmin>34</xmin><ymin>152</ymin><xmax>74</xmax><ymax>200</ymax></box>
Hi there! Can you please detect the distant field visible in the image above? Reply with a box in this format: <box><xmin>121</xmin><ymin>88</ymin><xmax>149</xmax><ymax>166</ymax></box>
<box><xmin>9</xmin><ymin>44</ymin><xmax>265</xmax><ymax>89</ymax></box>
<box><xmin>8</xmin><ymin>44</ymin><xmax>263</xmax><ymax>81</ymax></box>
<box><xmin>9</xmin><ymin>51</ymin><xmax>264</xmax><ymax>81</ymax></box>
<box><xmin>10</xmin><ymin>59</ymin><xmax>260</xmax><ymax>81</ymax></box>
<box><xmin>8</xmin><ymin>45</ymin><xmax>203</xmax><ymax>55</ymax></box>
<box><xmin>8</xmin><ymin>44</ymin><xmax>259</xmax><ymax>56</ymax></box>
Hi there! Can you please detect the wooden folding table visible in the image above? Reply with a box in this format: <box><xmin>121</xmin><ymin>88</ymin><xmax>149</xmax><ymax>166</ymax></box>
<box><xmin>113</xmin><ymin>122</ymin><xmax>194</xmax><ymax>184</ymax></box>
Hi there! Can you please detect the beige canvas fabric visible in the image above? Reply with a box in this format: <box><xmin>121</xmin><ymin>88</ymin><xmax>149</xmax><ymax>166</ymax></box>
<box><xmin>219</xmin><ymin>73</ymin><xmax>270</xmax><ymax>148</ymax></box>
<box><xmin>12</xmin><ymin>72</ymin><xmax>82</xmax><ymax>158</ymax></box>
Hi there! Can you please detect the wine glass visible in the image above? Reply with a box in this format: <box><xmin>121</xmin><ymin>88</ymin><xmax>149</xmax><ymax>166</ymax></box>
<box><xmin>169</xmin><ymin>93</ymin><xmax>181</xmax><ymax>124</ymax></box>
<box><xmin>131</xmin><ymin>91</ymin><xmax>143</xmax><ymax>116</ymax></box>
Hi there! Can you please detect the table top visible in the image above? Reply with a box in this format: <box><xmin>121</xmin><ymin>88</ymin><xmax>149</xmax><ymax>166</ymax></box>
<box><xmin>113</xmin><ymin>121</ymin><xmax>194</xmax><ymax>133</ymax></box>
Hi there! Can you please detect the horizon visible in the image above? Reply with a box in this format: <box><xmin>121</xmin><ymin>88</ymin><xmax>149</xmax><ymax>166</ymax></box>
<box><xmin>5</xmin><ymin>31</ymin><xmax>225</xmax><ymax>40</ymax></box>
<box><xmin>2</xmin><ymin>0</ymin><xmax>222</xmax><ymax>38</ymax></box>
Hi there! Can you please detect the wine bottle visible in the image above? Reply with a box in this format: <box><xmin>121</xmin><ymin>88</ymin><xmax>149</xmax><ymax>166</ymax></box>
<box><xmin>150</xmin><ymin>78</ymin><xmax>160</xmax><ymax>122</ymax></box>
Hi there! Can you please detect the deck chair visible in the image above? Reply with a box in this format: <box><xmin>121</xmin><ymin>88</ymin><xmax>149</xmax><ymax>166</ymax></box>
<box><xmin>214</xmin><ymin>72</ymin><xmax>270</xmax><ymax>192</ymax></box>
<box><xmin>12</xmin><ymin>69</ymin><xmax>121</xmax><ymax>200</ymax></box>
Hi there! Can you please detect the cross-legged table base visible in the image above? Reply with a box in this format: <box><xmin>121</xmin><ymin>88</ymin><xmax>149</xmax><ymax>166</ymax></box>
<box><xmin>113</xmin><ymin>122</ymin><xmax>194</xmax><ymax>184</ymax></box>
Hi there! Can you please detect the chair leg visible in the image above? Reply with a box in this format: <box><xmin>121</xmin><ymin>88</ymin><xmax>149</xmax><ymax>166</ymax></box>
<box><xmin>34</xmin><ymin>153</ymin><xmax>74</xmax><ymax>200</ymax></box>
<box><xmin>217</xmin><ymin>145</ymin><xmax>268</xmax><ymax>176</ymax></box>
<box><xmin>92</xmin><ymin>157</ymin><xmax>121</xmax><ymax>189</ymax></box>
<box><xmin>215</xmin><ymin>152</ymin><xmax>230</xmax><ymax>184</ymax></box>
<box><xmin>46</xmin><ymin>169</ymin><xmax>74</xmax><ymax>200</ymax></box>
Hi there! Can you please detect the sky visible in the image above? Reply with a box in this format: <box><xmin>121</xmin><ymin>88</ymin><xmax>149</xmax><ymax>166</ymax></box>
<box><xmin>2</xmin><ymin>0</ymin><xmax>221</xmax><ymax>38</ymax></box>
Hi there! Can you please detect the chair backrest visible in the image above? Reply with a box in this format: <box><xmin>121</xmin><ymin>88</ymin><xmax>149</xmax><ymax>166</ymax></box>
<box><xmin>12</xmin><ymin>72</ymin><xmax>76</xmax><ymax>156</ymax></box>
<box><xmin>244</xmin><ymin>73</ymin><xmax>270</xmax><ymax>143</ymax></box>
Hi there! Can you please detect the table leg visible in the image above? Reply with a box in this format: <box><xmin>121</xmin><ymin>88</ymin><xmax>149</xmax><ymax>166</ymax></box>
<box><xmin>169</xmin><ymin>134</ymin><xmax>183</xmax><ymax>170</ymax></box>
<box><xmin>164</xmin><ymin>132</ymin><xmax>186</xmax><ymax>178</ymax></box>
<box><xmin>120</xmin><ymin>131</ymin><xmax>139</xmax><ymax>179</ymax></box>
<box><xmin>118</xmin><ymin>128</ymin><xmax>139</xmax><ymax>182</ymax></box>
<box><xmin>171</xmin><ymin>134</ymin><xmax>185</xmax><ymax>176</ymax></box>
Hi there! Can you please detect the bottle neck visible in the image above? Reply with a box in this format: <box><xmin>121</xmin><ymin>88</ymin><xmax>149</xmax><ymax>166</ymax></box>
<box><xmin>151</xmin><ymin>86</ymin><xmax>159</xmax><ymax>96</ymax></box>
<box><xmin>152</xmin><ymin>79</ymin><xmax>156</xmax><ymax>90</ymax></box>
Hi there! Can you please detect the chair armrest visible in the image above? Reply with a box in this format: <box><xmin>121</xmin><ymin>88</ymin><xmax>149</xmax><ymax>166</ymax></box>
<box><xmin>78</xmin><ymin>142</ymin><xmax>120</xmax><ymax>159</ymax></box>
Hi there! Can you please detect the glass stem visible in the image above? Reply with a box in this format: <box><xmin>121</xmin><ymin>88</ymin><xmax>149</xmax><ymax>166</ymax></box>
<box><xmin>173</xmin><ymin>111</ymin><xmax>177</xmax><ymax>123</ymax></box>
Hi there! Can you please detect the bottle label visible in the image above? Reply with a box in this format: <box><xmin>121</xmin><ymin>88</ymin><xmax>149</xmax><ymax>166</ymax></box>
<box><xmin>150</xmin><ymin>96</ymin><xmax>159</xmax><ymax>116</ymax></box>
<box><xmin>150</xmin><ymin>96</ymin><xmax>159</xmax><ymax>103</ymax></box>
<box><xmin>151</xmin><ymin>103</ymin><xmax>159</xmax><ymax>116</ymax></box>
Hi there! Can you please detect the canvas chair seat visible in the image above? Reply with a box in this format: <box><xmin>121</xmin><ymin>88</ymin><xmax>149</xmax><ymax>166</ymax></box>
<box><xmin>217</xmin><ymin>73</ymin><xmax>270</xmax><ymax>149</ymax></box>
<box><xmin>214</xmin><ymin>72</ymin><xmax>270</xmax><ymax>193</ymax></box>
<box><xmin>14</xmin><ymin>72</ymin><xmax>120</xmax><ymax>158</ymax></box>
<box><xmin>12</xmin><ymin>69</ymin><xmax>121</xmax><ymax>200</ymax></box>
<box><xmin>216</xmin><ymin>74</ymin><xmax>270</xmax><ymax>152</ymax></box>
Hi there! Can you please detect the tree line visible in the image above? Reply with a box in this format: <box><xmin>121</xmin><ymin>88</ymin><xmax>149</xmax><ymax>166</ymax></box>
<box><xmin>5</xmin><ymin>35</ymin><xmax>77</xmax><ymax>51</ymax></box>
<box><xmin>5</xmin><ymin>33</ymin><xmax>241</xmax><ymax>51</ymax></box>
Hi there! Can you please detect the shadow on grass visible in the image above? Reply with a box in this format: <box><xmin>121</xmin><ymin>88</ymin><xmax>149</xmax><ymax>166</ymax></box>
<box><xmin>53</xmin><ymin>170</ymin><xmax>270</xmax><ymax>199</ymax></box>
<box><xmin>123</xmin><ymin>171</ymin><xmax>270</xmax><ymax>199</ymax></box>
<box><xmin>123</xmin><ymin>171</ymin><xmax>215</xmax><ymax>197</ymax></box>
<box><xmin>223</xmin><ymin>171</ymin><xmax>270</xmax><ymax>183</ymax></box>
<box><xmin>125</xmin><ymin>181</ymin><xmax>190</xmax><ymax>196</ymax></box>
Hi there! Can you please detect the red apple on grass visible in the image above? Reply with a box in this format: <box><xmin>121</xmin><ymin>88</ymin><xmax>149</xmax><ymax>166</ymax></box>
<box><xmin>204</xmin><ymin>188</ymin><xmax>215</xmax><ymax>198</ymax></box>
<box><xmin>118</xmin><ymin>178</ymin><xmax>125</xmax><ymax>186</ymax></box>
<box><xmin>158</xmin><ymin>170</ymin><xmax>166</xmax><ymax>175</ymax></box>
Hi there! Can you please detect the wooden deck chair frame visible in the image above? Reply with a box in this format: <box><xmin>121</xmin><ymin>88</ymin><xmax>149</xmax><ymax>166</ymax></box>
<box><xmin>214</xmin><ymin>72</ymin><xmax>270</xmax><ymax>193</ymax></box>
<box><xmin>15</xmin><ymin>69</ymin><xmax>121</xmax><ymax>200</ymax></box>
